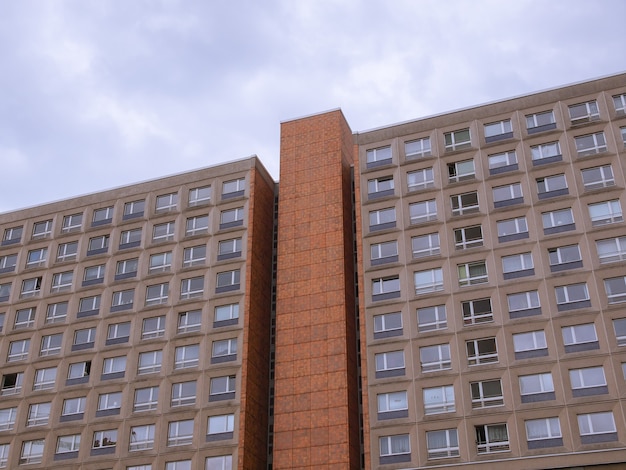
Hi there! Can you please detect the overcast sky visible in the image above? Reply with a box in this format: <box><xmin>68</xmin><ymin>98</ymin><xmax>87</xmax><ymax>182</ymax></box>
<box><xmin>1</xmin><ymin>0</ymin><xmax>624</xmax><ymax>213</ymax></box>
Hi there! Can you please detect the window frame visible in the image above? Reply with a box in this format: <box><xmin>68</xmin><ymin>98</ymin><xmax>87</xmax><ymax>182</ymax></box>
<box><xmin>414</xmin><ymin>268</ymin><xmax>444</xmax><ymax>294</ymax></box>
<box><xmin>419</xmin><ymin>344</ymin><xmax>451</xmax><ymax>373</ymax></box>
<box><xmin>409</xmin><ymin>199</ymin><xmax>437</xmax><ymax>224</ymax></box>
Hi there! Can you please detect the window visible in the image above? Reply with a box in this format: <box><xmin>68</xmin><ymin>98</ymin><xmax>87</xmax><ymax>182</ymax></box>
<box><xmin>7</xmin><ymin>339</ymin><xmax>29</xmax><ymax>362</ymax></box>
<box><xmin>377</xmin><ymin>390</ymin><xmax>408</xmax><ymax>418</ymax></box>
<box><xmin>145</xmin><ymin>283</ymin><xmax>169</xmax><ymax>306</ymax></box>
<box><xmin>427</xmin><ymin>429</ymin><xmax>459</xmax><ymax>459</ymax></box>
<box><xmin>0</xmin><ymin>253</ymin><xmax>17</xmax><ymax>273</ymax></box>
<box><xmin>156</xmin><ymin>192</ymin><xmax>178</xmax><ymax>212</ymax></box>
<box><xmin>218</xmin><ymin>238</ymin><xmax>242</xmax><ymax>260</ymax></box>
<box><xmin>180</xmin><ymin>276</ymin><xmax>204</xmax><ymax>299</ymax></box>
<box><xmin>484</xmin><ymin>119</ymin><xmax>513</xmax><ymax>142</ymax></box>
<box><xmin>123</xmin><ymin>199</ymin><xmax>145</xmax><ymax>219</ymax></box>
<box><xmin>222</xmin><ymin>178</ymin><xmax>246</xmax><ymax>198</ymax></box>
<box><xmin>575</xmin><ymin>132</ymin><xmax>607</xmax><ymax>157</ymax></box>
<box><xmin>448</xmin><ymin>159</ymin><xmax>475</xmax><ymax>182</ymax></box>
<box><xmin>372</xmin><ymin>276</ymin><xmax>400</xmax><ymax>301</ymax></box>
<box><xmin>415</xmin><ymin>268</ymin><xmax>443</xmax><ymax>294</ymax></box>
<box><xmin>476</xmin><ymin>424</ymin><xmax>509</xmax><ymax>453</ymax></box>
<box><xmin>420</xmin><ymin>344</ymin><xmax>451</xmax><ymax>372</ymax></box>
<box><xmin>458</xmin><ymin>261</ymin><xmax>487</xmax><ymax>286</ymax></box>
<box><xmin>92</xmin><ymin>430</ymin><xmax>117</xmax><ymax>450</ymax></box>
<box><xmin>78</xmin><ymin>294</ymin><xmax>100</xmax><ymax>317</ymax></box>
<box><xmin>214</xmin><ymin>304</ymin><xmax>239</xmax><ymax>324</ymax></box>
<box><xmin>605</xmin><ymin>276</ymin><xmax>626</xmax><ymax>304</ymax></box>
<box><xmin>423</xmin><ymin>385</ymin><xmax>454</xmax><ymax>415</ymax></box>
<box><xmin>0</xmin><ymin>407</ymin><xmax>16</xmax><ymax>431</ymax></box>
<box><xmin>507</xmin><ymin>290</ymin><xmax>541</xmax><ymax>317</ymax></box>
<box><xmin>469</xmin><ymin>379</ymin><xmax>504</xmax><ymax>408</ymax></box>
<box><xmin>134</xmin><ymin>386</ymin><xmax>159</xmax><ymax>412</ymax></box>
<box><xmin>366</xmin><ymin>145</ymin><xmax>392</xmax><ymax>167</ymax></box>
<box><xmin>14</xmin><ymin>307</ymin><xmax>36</xmax><ymax>329</ymax></box>
<box><xmin>207</xmin><ymin>414</ymin><xmax>235</xmax><ymax>438</ymax></box>
<box><xmin>20</xmin><ymin>277</ymin><xmax>42</xmax><ymax>298</ymax></box>
<box><xmin>2</xmin><ymin>225</ymin><xmax>22</xmax><ymax>245</ymax></box>
<box><xmin>549</xmin><ymin>245</ymin><xmax>582</xmax><ymax>271</ymax></box>
<box><xmin>206</xmin><ymin>456</ymin><xmax>232</xmax><ymax>470</ymax></box>
<box><xmin>537</xmin><ymin>174</ymin><xmax>568</xmax><ymax>199</ymax></box>
<box><xmin>513</xmin><ymin>330</ymin><xmax>548</xmax><ymax>358</ymax></box>
<box><xmin>0</xmin><ymin>282</ymin><xmax>8</xmax><ymax>302</ymax></box>
<box><xmin>128</xmin><ymin>466</ymin><xmax>152</xmax><ymax>470</ymax></box>
<box><xmin>153</xmin><ymin>221</ymin><xmax>175</xmax><ymax>242</ymax></box>
<box><xmin>114</xmin><ymin>258</ymin><xmax>138</xmax><ymax>280</ymax></box>
<box><xmin>462</xmin><ymin>298</ymin><xmax>493</xmax><ymax>325</ymax></box>
<box><xmin>172</xmin><ymin>380</ymin><xmax>197</xmax><ymax>406</ymax></box>
<box><xmin>367</xmin><ymin>176</ymin><xmax>394</xmax><ymax>198</ymax></box>
<box><xmin>61</xmin><ymin>213</ymin><xmax>82</xmax><ymax>233</ymax></box>
<box><xmin>379</xmin><ymin>434</ymin><xmax>410</xmax><ymax>461</ymax></box>
<box><xmin>454</xmin><ymin>225</ymin><xmax>482</xmax><ymax>249</ymax></box>
<box><xmin>451</xmin><ymin>191</ymin><xmax>479</xmax><ymax>215</ymax></box>
<box><xmin>589</xmin><ymin>200</ymin><xmax>623</xmax><ymax>226</ymax></box>
<box><xmin>129</xmin><ymin>424</ymin><xmax>155</xmax><ymax>451</ymax></box>
<box><xmin>1</xmin><ymin>372</ymin><xmax>23</xmax><ymax>395</ymax></box>
<box><xmin>502</xmin><ymin>252</ymin><xmax>534</xmax><ymax>279</ymax></box>
<box><xmin>562</xmin><ymin>323</ymin><xmax>598</xmax><ymax>352</ymax></box>
<box><xmin>519</xmin><ymin>372</ymin><xmax>555</xmax><ymax>403</ymax></box>
<box><xmin>87</xmin><ymin>234</ymin><xmax>109</xmax><ymax>255</ymax></box>
<box><xmin>175</xmin><ymin>344</ymin><xmax>199</xmax><ymax>369</ymax></box>
<box><xmin>20</xmin><ymin>439</ymin><xmax>44</xmax><ymax>464</ymax></box>
<box><xmin>120</xmin><ymin>228</ymin><xmax>142</xmax><ymax>248</ymax></box>
<box><xmin>212</xmin><ymin>339</ymin><xmax>237</xmax><ymax>362</ymax></box>
<box><xmin>542</xmin><ymin>208</ymin><xmax>575</xmax><ymax>234</ymax></box>
<box><xmin>525</xmin><ymin>418</ymin><xmax>562</xmax><ymax>448</ymax></box>
<box><xmin>417</xmin><ymin>305</ymin><xmax>446</xmax><ymax>332</ymax></box>
<box><xmin>373</xmin><ymin>312</ymin><xmax>402</xmax><ymax>338</ymax></box>
<box><xmin>570</xmin><ymin>366</ymin><xmax>607</xmax><ymax>397</ymax></box>
<box><xmin>67</xmin><ymin>361</ymin><xmax>91</xmax><ymax>382</ymax></box>
<box><xmin>405</xmin><ymin>137</ymin><xmax>431</xmax><ymax>159</ymax></box>
<box><xmin>409</xmin><ymin>199</ymin><xmax>437</xmax><ymax>223</ymax></box>
<box><xmin>209</xmin><ymin>375</ymin><xmax>237</xmax><ymax>401</ymax></box>
<box><xmin>106</xmin><ymin>322</ymin><xmax>130</xmax><ymax>344</ymax></box>
<box><xmin>33</xmin><ymin>367</ymin><xmax>56</xmax><ymax>390</ymax></box>
<box><xmin>32</xmin><ymin>219</ymin><xmax>52</xmax><ymax>239</ymax></box>
<box><xmin>73</xmin><ymin>327</ymin><xmax>96</xmax><ymax>350</ymax></box>
<box><xmin>493</xmin><ymin>183</ymin><xmax>523</xmax><ymax>207</ymax></box>
<box><xmin>411</xmin><ymin>233</ymin><xmax>439</xmax><ymax>258</ymax></box>
<box><xmin>0</xmin><ymin>443</ymin><xmax>7</xmax><ymax>468</ymax></box>
<box><xmin>613</xmin><ymin>318</ymin><xmax>626</xmax><ymax>346</ymax></box>
<box><xmin>184</xmin><ymin>244</ymin><xmax>207</xmax><ymax>266</ymax></box>
<box><xmin>102</xmin><ymin>356</ymin><xmax>127</xmax><ymax>377</ymax></box>
<box><xmin>142</xmin><ymin>315</ymin><xmax>166</xmax><ymax>339</ymax></box>
<box><xmin>488</xmin><ymin>150</ymin><xmax>518</xmax><ymax>174</ymax></box>
<box><xmin>61</xmin><ymin>397</ymin><xmax>86</xmax><ymax>419</ymax></box>
<box><xmin>569</xmin><ymin>100</ymin><xmax>599</xmax><ymax>124</ymax></box>
<box><xmin>111</xmin><ymin>288</ymin><xmax>134</xmax><ymax>310</ymax></box>
<box><xmin>621</xmin><ymin>126</ymin><xmax>626</xmax><ymax>144</ymax></box>
<box><xmin>444</xmin><ymin>128</ymin><xmax>471</xmax><ymax>151</ymax></box>
<box><xmin>27</xmin><ymin>402</ymin><xmax>51</xmax><ymax>426</ymax></box>
<box><xmin>375</xmin><ymin>350</ymin><xmax>405</xmax><ymax>377</ymax></box>
<box><xmin>92</xmin><ymin>206</ymin><xmax>113</xmax><ymax>225</ymax></box>
<box><xmin>83</xmin><ymin>264</ymin><xmax>105</xmax><ymax>285</ymax></box>
<box><xmin>614</xmin><ymin>93</ymin><xmax>626</xmax><ymax>114</ymax></box>
<box><xmin>596</xmin><ymin>236</ymin><xmax>626</xmax><ymax>263</ymax></box>
<box><xmin>220</xmin><ymin>207</ymin><xmax>244</xmax><ymax>228</ymax></box>
<box><xmin>178</xmin><ymin>310</ymin><xmax>202</xmax><ymax>332</ymax></box>
<box><xmin>149</xmin><ymin>251</ymin><xmax>172</xmax><ymax>273</ymax></box>
<box><xmin>496</xmin><ymin>216</ymin><xmax>528</xmax><ymax>243</ymax></box>
<box><xmin>531</xmin><ymin>141</ymin><xmax>562</xmax><ymax>165</ymax></box>
<box><xmin>57</xmin><ymin>241</ymin><xmax>78</xmax><ymax>261</ymax></box>
<box><xmin>51</xmin><ymin>271</ymin><xmax>73</xmax><ymax>292</ymax></box>
<box><xmin>26</xmin><ymin>248</ymin><xmax>47</xmax><ymax>267</ymax></box>
<box><xmin>40</xmin><ymin>333</ymin><xmax>62</xmax><ymax>356</ymax></box>
<box><xmin>556</xmin><ymin>283</ymin><xmax>590</xmax><ymax>310</ymax></box>
<box><xmin>369</xmin><ymin>207</ymin><xmax>396</xmax><ymax>231</ymax></box>
<box><xmin>407</xmin><ymin>167</ymin><xmax>434</xmax><ymax>190</ymax></box>
<box><xmin>168</xmin><ymin>419</ymin><xmax>194</xmax><ymax>446</ymax></box>
<box><xmin>97</xmin><ymin>391</ymin><xmax>122</xmax><ymax>415</ymax></box>
<box><xmin>0</xmin><ymin>313</ymin><xmax>4</xmax><ymax>332</ymax></box>
<box><xmin>189</xmin><ymin>185</ymin><xmax>211</xmax><ymax>206</ymax></box>
<box><xmin>138</xmin><ymin>350</ymin><xmax>162</xmax><ymax>374</ymax></box>
<box><xmin>371</xmin><ymin>240</ymin><xmax>399</xmax><ymax>264</ymax></box>
<box><xmin>467</xmin><ymin>338</ymin><xmax>498</xmax><ymax>365</ymax></box>
<box><xmin>578</xmin><ymin>412</ymin><xmax>617</xmax><ymax>443</ymax></box>
<box><xmin>216</xmin><ymin>270</ymin><xmax>240</xmax><ymax>293</ymax></box>
<box><xmin>582</xmin><ymin>165</ymin><xmax>614</xmax><ymax>190</ymax></box>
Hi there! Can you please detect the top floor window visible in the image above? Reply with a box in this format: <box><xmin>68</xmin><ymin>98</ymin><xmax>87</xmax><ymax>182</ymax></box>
<box><xmin>61</xmin><ymin>213</ymin><xmax>83</xmax><ymax>233</ymax></box>
<box><xmin>405</xmin><ymin>137</ymin><xmax>431</xmax><ymax>159</ymax></box>
<box><xmin>614</xmin><ymin>93</ymin><xmax>626</xmax><ymax>115</ymax></box>
<box><xmin>123</xmin><ymin>200</ymin><xmax>145</xmax><ymax>219</ymax></box>
<box><xmin>32</xmin><ymin>220</ymin><xmax>53</xmax><ymax>239</ymax></box>
<box><xmin>569</xmin><ymin>100</ymin><xmax>599</xmax><ymax>124</ymax></box>
<box><xmin>92</xmin><ymin>206</ymin><xmax>113</xmax><ymax>225</ymax></box>
<box><xmin>444</xmin><ymin>128</ymin><xmax>471</xmax><ymax>151</ymax></box>
<box><xmin>526</xmin><ymin>110</ymin><xmax>556</xmax><ymax>133</ymax></box>
<box><xmin>366</xmin><ymin>145</ymin><xmax>392</xmax><ymax>168</ymax></box>
<box><xmin>484</xmin><ymin>119</ymin><xmax>513</xmax><ymax>142</ymax></box>
<box><xmin>156</xmin><ymin>193</ymin><xmax>178</xmax><ymax>212</ymax></box>
<box><xmin>2</xmin><ymin>226</ymin><xmax>23</xmax><ymax>245</ymax></box>
<box><xmin>222</xmin><ymin>178</ymin><xmax>246</xmax><ymax>198</ymax></box>
<box><xmin>189</xmin><ymin>185</ymin><xmax>211</xmax><ymax>206</ymax></box>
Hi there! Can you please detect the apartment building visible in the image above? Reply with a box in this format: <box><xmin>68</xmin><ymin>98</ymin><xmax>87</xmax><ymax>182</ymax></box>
<box><xmin>1</xmin><ymin>73</ymin><xmax>625</xmax><ymax>470</ymax></box>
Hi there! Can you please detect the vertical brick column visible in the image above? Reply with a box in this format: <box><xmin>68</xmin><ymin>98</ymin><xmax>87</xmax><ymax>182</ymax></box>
<box><xmin>274</xmin><ymin>110</ymin><xmax>361</xmax><ymax>469</ymax></box>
